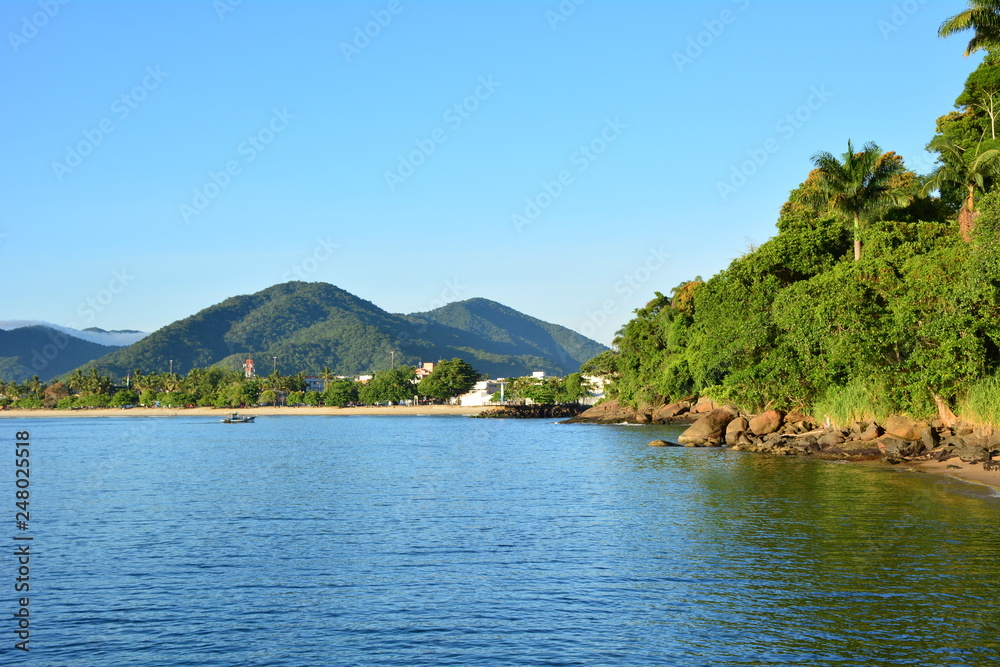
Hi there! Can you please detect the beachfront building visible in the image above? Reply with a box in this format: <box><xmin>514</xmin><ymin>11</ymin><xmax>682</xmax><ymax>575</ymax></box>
<box><xmin>458</xmin><ymin>379</ymin><xmax>503</xmax><ymax>407</ymax></box>
<box><xmin>303</xmin><ymin>376</ymin><xmax>325</xmax><ymax>393</ymax></box>
<box><xmin>414</xmin><ymin>362</ymin><xmax>437</xmax><ymax>380</ymax></box>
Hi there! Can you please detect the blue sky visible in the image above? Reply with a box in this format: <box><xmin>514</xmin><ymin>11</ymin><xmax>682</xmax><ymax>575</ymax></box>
<box><xmin>0</xmin><ymin>0</ymin><xmax>984</xmax><ymax>346</ymax></box>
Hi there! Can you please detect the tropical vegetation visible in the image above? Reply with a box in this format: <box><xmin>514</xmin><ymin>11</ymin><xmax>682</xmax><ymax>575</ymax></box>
<box><xmin>584</xmin><ymin>14</ymin><xmax>1000</xmax><ymax>425</ymax></box>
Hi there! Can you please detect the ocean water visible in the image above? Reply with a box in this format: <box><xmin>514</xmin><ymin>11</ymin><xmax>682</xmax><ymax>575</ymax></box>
<box><xmin>5</xmin><ymin>415</ymin><xmax>1000</xmax><ymax>666</ymax></box>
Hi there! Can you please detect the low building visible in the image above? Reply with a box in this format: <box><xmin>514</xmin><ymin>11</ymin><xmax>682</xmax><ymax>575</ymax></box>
<box><xmin>458</xmin><ymin>379</ymin><xmax>503</xmax><ymax>407</ymax></box>
<box><xmin>303</xmin><ymin>377</ymin><xmax>325</xmax><ymax>393</ymax></box>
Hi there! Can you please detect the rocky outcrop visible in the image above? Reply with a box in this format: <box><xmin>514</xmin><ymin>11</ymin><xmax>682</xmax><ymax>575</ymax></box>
<box><xmin>564</xmin><ymin>397</ymin><xmax>998</xmax><ymax>469</ymax></box>
<box><xmin>677</xmin><ymin>408</ymin><xmax>737</xmax><ymax>447</ymax></box>
<box><xmin>748</xmin><ymin>409</ymin><xmax>784</xmax><ymax>436</ymax></box>
<box><xmin>561</xmin><ymin>399</ymin><xmax>641</xmax><ymax>424</ymax></box>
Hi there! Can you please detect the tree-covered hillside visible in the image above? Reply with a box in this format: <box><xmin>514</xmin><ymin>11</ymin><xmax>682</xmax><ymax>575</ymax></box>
<box><xmin>74</xmin><ymin>282</ymin><xmax>606</xmax><ymax>380</ymax></box>
<box><xmin>0</xmin><ymin>326</ymin><xmax>118</xmax><ymax>382</ymax></box>
<box><xmin>588</xmin><ymin>42</ymin><xmax>1000</xmax><ymax>424</ymax></box>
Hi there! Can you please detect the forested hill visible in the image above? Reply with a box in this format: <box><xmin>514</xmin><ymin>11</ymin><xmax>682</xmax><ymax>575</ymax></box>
<box><xmin>407</xmin><ymin>298</ymin><xmax>607</xmax><ymax>374</ymax></box>
<box><xmin>0</xmin><ymin>326</ymin><xmax>119</xmax><ymax>382</ymax></box>
<box><xmin>73</xmin><ymin>282</ymin><xmax>607</xmax><ymax>380</ymax></box>
<box><xmin>587</xmin><ymin>51</ymin><xmax>1000</xmax><ymax>424</ymax></box>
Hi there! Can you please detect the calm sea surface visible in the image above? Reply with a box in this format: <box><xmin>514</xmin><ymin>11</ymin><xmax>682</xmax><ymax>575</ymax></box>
<box><xmin>5</xmin><ymin>415</ymin><xmax>1000</xmax><ymax>665</ymax></box>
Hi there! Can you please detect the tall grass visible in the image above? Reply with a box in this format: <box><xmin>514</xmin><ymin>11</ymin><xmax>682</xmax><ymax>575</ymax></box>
<box><xmin>958</xmin><ymin>375</ymin><xmax>1000</xmax><ymax>428</ymax></box>
<box><xmin>810</xmin><ymin>379</ymin><xmax>893</xmax><ymax>429</ymax></box>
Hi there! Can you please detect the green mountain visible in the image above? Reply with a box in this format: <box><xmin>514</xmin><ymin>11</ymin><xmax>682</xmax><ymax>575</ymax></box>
<box><xmin>406</xmin><ymin>298</ymin><xmax>605</xmax><ymax>373</ymax></box>
<box><xmin>0</xmin><ymin>326</ymin><xmax>119</xmax><ymax>382</ymax></box>
<box><xmin>72</xmin><ymin>282</ymin><xmax>607</xmax><ymax>379</ymax></box>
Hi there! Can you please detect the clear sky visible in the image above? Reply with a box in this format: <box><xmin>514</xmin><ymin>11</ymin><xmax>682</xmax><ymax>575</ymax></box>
<box><xmin>0</xmin><ymin>0</ymin><xmax>985</xmax><ymax>346</ymax></box>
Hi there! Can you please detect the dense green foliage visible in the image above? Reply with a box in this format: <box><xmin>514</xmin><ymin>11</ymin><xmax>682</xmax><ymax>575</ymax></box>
<box><xmin>66</xmin><ymin>283</ymin><xmax>606</xmax><ymax>382</ymax></box>
<box><xmin>417</xmin><ymin>358</ymin><xmax>479</xmax><ymax>401</ymax></box>
<box><xmin>359</xmin><ymin>367</ymin><xmax>418</xmax><ymax>405</ymax></box>
<box><xmin>590</xmin><ymin>45</ymin><xmax>1000</xmax><ymax>422</ymax></box>
<box><xmin>496</xmin><ymin>373</ymin><xmax>594</xmax><ymax>405</ymax></box>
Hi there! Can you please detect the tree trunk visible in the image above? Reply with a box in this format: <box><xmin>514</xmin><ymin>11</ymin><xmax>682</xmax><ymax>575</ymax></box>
<box><xmin>853</xmin><ymin>215</ymin><xmax>861</xmax><ymax>261</ymax></box>
<box><xmin>959</xmin><ymin>185</ymin><xmax>978</xmax><ymax>242</ymax></box>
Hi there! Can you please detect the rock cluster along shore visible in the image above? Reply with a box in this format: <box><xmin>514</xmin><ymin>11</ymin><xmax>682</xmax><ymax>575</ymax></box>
<box><xmin>475</xmin><ymin>404</ymin><xmax>588</xmax><ymax>419</ymax></box>
<box><xmin>565</xmin><ymin>398</ymin><xmax>1000</xmax><ymax>465</ymax></box>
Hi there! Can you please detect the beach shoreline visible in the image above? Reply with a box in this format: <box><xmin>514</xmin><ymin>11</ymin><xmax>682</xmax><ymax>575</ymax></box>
<box><xmin>4</xmin><ymin>404</ymin><xmax>997</xmax><ymax>492</ymax></box>
<box><xmin>0</xmin><ymin>405</ymin><xmax>485</xmax><ymax>418</ymax></box>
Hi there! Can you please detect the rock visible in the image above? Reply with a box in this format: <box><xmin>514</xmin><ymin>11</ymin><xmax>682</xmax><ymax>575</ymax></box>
<box><xmin>849</xmin><ymin>421</ymin><xmax>868</xmax><ymax>436</ymax></box>
<box><xmin>648</xmin><ymin>439</ymin><xmax>672</xmax><ymax>447</ymax></box>
<box><xmin>785</xmin><ymin>411</ymin><xmax>818</xmax><ymax>429</ymax></box>
<box><xmin>819</xmin><ymin>431</ymin><xmax>846</xmax><ymax>448</ymax></box>
<box><xmin>653</xmin><ymin>400</ymin><xmax>692</xmax><ymax>421</ymax></box>
<box><xmin>689</xmin><ymin>397</ymin><xmax>720</xmax><ymax>415</ymax></box>
<box><xmin>858</xmin><ymin>424</ymin><xmax>884</xmax><ymax>441</ymax></box>
<box><xmin>677</xmin><ymin>408</ymin><xmax>736</xmax><ymax>446</ymax></box>
<box><xmin>920</xmin><ymin>426</ymin><xmax>939</xmax><ymax>451</ymax></box>
<box><xmin>953</xmin><ymin>441</ymin><xmax>990</xmax><ymax>463</ymax></box>
<box><xmin>877</xmin><ymin>435</ymin><xmax>927</xmax><ymax>459</ymax></box>
<box><xmin>635</xmin><ymin>412</ymin><xmax>651</xmax><ymax>424</ymax></box>
<box><xmin>725</xmin><ymin>417</ymin><xmax>749</xmax><ymax>445</ymax></box>
<box><xmin>883</xmin><ymin>415</ymin><xmax>924</xmax><ymax>441</ymax></box>
<box><xmin>568</xmin><ymin>399</ymin><xmax>639</xmax><ymax>424</ymax></box>
<box><xmin>749</xmin><ymin>409</ymin><xmax>785</xmax><ymax>436</ymax></box>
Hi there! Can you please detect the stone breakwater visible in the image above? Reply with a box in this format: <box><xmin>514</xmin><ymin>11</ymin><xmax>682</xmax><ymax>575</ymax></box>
<box><xmin>564</xmin><ymin>398</ymin><xmax>1000</xmax><ymax>467</ymax></box>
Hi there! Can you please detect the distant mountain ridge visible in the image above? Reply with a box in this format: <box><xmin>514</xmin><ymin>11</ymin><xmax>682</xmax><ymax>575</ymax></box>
<box><xmin>0</xmin><ymin>325</ymin><xmax>120</xmax><ymax>382</ymax></box>
<box><xmin>0</xmin><ymin>321</ymin><xmax>148</xmax><ymax>347</ymax></box>
<box><xmin>64</xmin><ymin>282</ymin><xmax>607</xmax><ymax>380</ymax></box>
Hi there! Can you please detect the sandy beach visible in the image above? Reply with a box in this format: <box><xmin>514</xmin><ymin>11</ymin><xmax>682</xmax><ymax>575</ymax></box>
<box><xmin>0</xmin><ymin>405</ymin><xmax>485</xmax><ymax>419</ymax></box>
<box><xmin>907</xmin><ymin>458</ymin><xmax>1000</xmax><ymax>493</ymax></box>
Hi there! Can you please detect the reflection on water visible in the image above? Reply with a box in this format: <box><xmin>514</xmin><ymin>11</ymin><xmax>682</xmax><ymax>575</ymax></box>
<box><xmin>15</xmin><ymin>416</ymin><xmax>1000</xmax><ymax>665</ymax></box>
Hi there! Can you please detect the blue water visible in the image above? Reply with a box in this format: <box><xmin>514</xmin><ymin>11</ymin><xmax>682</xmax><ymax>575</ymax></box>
<box><xmin>5</xmin><ymin>415</ymin><xmax>1000</xmax><ymax>665</ymax></box>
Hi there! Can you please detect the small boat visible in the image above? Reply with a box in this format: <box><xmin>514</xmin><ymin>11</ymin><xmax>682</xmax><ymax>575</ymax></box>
<box><xmin>221</xmin><ymin>412</ymin><xmax>255</xmax><ymax>424</ymax></box>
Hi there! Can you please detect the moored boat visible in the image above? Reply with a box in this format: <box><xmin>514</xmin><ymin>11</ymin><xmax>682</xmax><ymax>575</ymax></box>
<box><xmin>221</xmin><ymin>412</ymin><xmax>255</xmax><ymax>423</ymax></box>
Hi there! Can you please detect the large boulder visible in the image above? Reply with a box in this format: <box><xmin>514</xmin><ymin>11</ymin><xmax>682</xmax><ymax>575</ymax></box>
<box><xmin>920</xmin><ymin>426</ymin><xmax>939</xmax><ymax>450</ymax></box>
<box><xmin>877</xmin><ymin>435</ymin><xmax>927</xmax><ymax>458</ymax></box>
<box><xmin>856</xmin><ymin>423</ymin><xmax>884</xmax><ymax>441</ymax></box>
<box><xmin>653</xmin><ymin>400</ymin><xmax>692</xmax><ymax>422</ymax></box>
<box><xmin>819</xmin><ymin>431</ymin><xmax>846</xmax><ymax>448</ymax></box>
<box><xmin>678</xmin><ymin>409</ymin><xmax>736</xmax><ymax>446</ymax></box>
<box><xmin>689</xmin><ymin>397</ymin><xmax>720</xmax><ymax>415</ymax></box>
<box><xmin>883</xmin><ymin>415</ymin><xmax>924</xmax><ymax>441</ymax></box>
<box><xmin>725</xmin><ymin>417</ymin><xmax>749</xmax><ymax>445</ymax></box>
<box><xmin>568</xmin><ymin>400</ymin><xmax>638</xmax><ymax>424</ymax></box>
<box><xmin>749</xmin><ymin>409</ymin><xmax>785</xmax><ymax>436</ymax></box>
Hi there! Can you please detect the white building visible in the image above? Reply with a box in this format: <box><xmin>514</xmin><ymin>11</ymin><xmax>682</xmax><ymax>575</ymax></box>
<box><xmin>458</xmin><ymin>379</ymin><xmax>503</xmax><ymax>407</ymax></box>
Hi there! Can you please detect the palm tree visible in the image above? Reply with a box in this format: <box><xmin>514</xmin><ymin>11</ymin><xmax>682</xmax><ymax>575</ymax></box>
<box><xmin>319</xmin><ymin>366</ymin><xmax>335</xmax><ymax>391</ymax></box>
<box><xmin>810</xmin><ymin>140</ymin><xmax>911</xmax><ymax>261</ymax></box>
<box><xmin>923</xmin><ymin>135</ymin><xmax>1000</xmax><ymax>240</ymax></box>
<box><xmin>68</xmin><ymin>368</ymin><xmax>86</xmax><ymax>394</ymax></box>
<box><xmin>939</xmin><ymin>0</ymin><xmax>1000</xmax><ymax>57</ymax></box>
